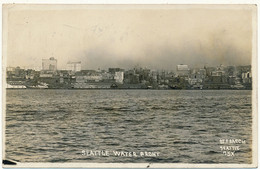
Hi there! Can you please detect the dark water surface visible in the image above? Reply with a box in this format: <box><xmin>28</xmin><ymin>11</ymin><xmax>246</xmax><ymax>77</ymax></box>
<box><xmin>5</xmin><ymin>90</ymin><xmax>252</xmax><ymax>163</ymax></box>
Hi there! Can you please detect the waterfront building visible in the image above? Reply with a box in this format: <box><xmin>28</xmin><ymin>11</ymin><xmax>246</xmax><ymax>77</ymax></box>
<box><xmin>199</xmin><ymin>68</ymin><xmax>206</xmax><ymax>77</ymax></box>
<box><xmin>228</xmin><ymin>76</ymin><xmax>236</xmax><ymax>85</ymax></box>
<box><xmin>14</xmin><ymin>67</ymin><xmax>25</xmax><ymax>77</ymax></box>
<box><xmin>6</xmin><ymin>67</ymin><xmax>26</xmax><ymax>80</ymax></box>
<box><xmin>25</xmin><ymin>69</ymin><xmax>36</xmax><ymax>79</ymax></box>
<box><xmin>237</xmin><ymin>65</ymin><xmax>251</xmax><ymax>75</ymax></box>
<box><xmin>6</xmin><ymin>67</ymin><xmax>16</xmax><ymax>72</ymax></box>
<box><xmin>42</xmin><ymin>57</ymin><xmax>57</xmax><ymax>71</ymax></box>
<box><xmin>176</xmin><ymin>64</ymin><xmax>190</xmax><ymax>76</ymax></box>
<box><xmin>115</xmin><ymin>71</ymin><xmax>124</xmax><ymax>84</ymax></box>
<box><xmin>242</xmin><ymin>72</ymin><xmax>252</xmax><ymax>84</ymax></box>
<box><xmin>204</xmin><ymin>73</ymin><xmax>230</xmax><ymax>89</ymax></box>
<box><xmin>100</xmin><ymin>72</ymin><xmax>114</xmax><ymax>82</ymax></box>
<box><xmin>76</xmin><ymin>72</ymin><xmax>102</xmax><ymax>83</ymax></box>
<box><xmin>66</xmin><ymin>61</ymin><xmax>81</xmax><ymax>72</ymax></box>
<box><xmin>205</xmin><ymin>66</ymin><xmax>216</xmax><ymax>76</ymax></box>
<box><xmin>124</xmin><ymin>70</ymin><xmax>139</xmax><ymax>84</ymax></box>
<box><xmin>189</xmin><ymin>75</ymin><xmax>203</xmax><ymax>85</ymax></box>
<box><xmin>149</xmin><ymin>70</ymin><xmax>158</xmax><ymax>81</ymax></box>
<box><xmin>211</xmin><ymin>68</ymin><xmax>225</xmax><ymax>76</ymax></box>
<box><xmin>226</xmin><ymin>66</ymin><xmax>236</xmax><ymax>76</ymax></box>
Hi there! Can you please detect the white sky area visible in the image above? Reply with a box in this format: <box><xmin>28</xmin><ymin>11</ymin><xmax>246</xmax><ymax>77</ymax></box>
<box><xmin>4</xmin><ymin>5</ymin><xmax>254</xmax><ymax>70</ymax></box>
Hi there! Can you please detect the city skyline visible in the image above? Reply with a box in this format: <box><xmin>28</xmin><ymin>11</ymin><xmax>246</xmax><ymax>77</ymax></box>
<box><xmin>6</xmin><ymin>58</ymin><xmax>252</xmax><ymax>90</ymax></box>
<box><xmin>6</xmin><ymin>58</ymin><xmax>252</xmax><ymax>72</ymax></box>
<box><xmin>4</xmin><ymin>5</ymin><xmax>253</xmax><ymax>70</ymax></box>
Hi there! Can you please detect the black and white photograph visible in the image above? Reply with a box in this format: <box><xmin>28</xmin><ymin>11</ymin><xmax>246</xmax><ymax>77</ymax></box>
<box><xmin>2</xmin><ymin>4</ymin><xmax>257</xmax><ymax>168</ymax></box>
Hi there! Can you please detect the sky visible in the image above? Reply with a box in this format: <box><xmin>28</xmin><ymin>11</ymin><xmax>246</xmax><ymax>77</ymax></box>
<box><xmin>4</xmin><ymin>5</ymin><xmax>256</xmax><ymax>71</ymax></box>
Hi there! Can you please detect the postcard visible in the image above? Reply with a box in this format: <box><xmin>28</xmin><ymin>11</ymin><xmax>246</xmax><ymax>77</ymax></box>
<box><xmin>2</xmin><ymin>4</ymin><xmax>257</xmax><ymax>168</ymax></box>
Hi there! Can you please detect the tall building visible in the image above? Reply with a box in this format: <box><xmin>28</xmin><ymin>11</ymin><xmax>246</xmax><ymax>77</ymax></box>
<box><xmin>66</xmin><ymin>61</ymin><xmax>81</xmax><ymax>72</ymax></box>
<box><xmin>115</xmin><ymin>71</ymin><xmax>124</xmax><ymax>84</ymax></box>
<box><xmin>42</xmin><ymin>57</ymin><xmax>57</xmax><ymax>71</ymax></box>
<box><xmin>176</xmin><ymin>64</ymin><xmax>190</xmax><ymax>76</ymax></box>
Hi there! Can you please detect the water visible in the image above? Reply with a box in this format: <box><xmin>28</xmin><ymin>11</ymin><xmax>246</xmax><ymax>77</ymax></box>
<box><xmin>5</xmin><ymin>90</ymin><xmax>252</xmax><ymax>163</ymax></box>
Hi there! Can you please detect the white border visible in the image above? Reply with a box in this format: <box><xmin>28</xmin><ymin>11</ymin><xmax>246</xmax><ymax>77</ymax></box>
<box><xmin>1</xmin><ymin>1</ymin><xmax>259</xmax><ymax>168</ymax></box>
<box><xmin>0</xmin><ymin>0</ymin><xmax>259</xmax><ymax>4</ymax></box>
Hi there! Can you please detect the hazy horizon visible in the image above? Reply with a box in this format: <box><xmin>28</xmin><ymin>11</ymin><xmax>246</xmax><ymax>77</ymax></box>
<box><xmin>4</xmin><ymin>5</ymin><xmax>255</xmax><ymax>70</ymax></box>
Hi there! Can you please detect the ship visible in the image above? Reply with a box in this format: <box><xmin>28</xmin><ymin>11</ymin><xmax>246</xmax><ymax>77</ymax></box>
<box><xmin>6</xmin><ymin>81</ymin><xmax>26</xmax><ymax>89</ymax></box>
